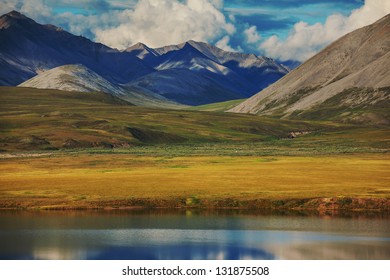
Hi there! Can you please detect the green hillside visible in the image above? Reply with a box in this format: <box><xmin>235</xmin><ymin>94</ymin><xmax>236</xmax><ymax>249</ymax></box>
<box><xmin>1</xmin><ymin>87</ymin><xmax>389</xmax><ymax>154</ymax></box>
<box><xmin>189</xmin><ymin>99</ymin><xmax>246</xmax><ymax>112</ymax></box>
<box><xmin>0</xmin><ymin>87</ymin><xmax>321</xmax><ymax>152</ymax></box>
<box><xmin>1</xmin><ymin>86</ymin><xmax>389</xmax><ymax>211</ymax></box>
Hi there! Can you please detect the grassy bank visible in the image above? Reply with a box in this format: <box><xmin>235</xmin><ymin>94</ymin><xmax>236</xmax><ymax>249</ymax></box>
<box><xmin>0</xmin><ymin>153</ymin><xmax>389</xmax><ymax>211</ymax></box>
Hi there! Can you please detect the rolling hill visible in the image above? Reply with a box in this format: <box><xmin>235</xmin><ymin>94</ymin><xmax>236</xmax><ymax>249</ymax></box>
<box><xmin>19</xmin><ymin>64</ymin><xmax>127</xmax><ymax>95</ymax></box>
<box><xmin>18</xmin><ymin>64</ymin><xmax>182</xmax><ymax>108</ymax></box>
<box><xmin>0</xmin><ymin>86</ymin><xmax>322</xmax><ymax>152</ymax></box>
<box><xmin>2</xmin><ymin>86</ymin><xmax>388</xmax><ymax>154</ymax></box>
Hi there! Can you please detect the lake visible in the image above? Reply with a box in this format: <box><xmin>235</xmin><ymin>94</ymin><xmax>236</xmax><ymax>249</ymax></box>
<box><xmin>0</xmin><ymin>210</ymin><xmax>389</xmax><ymax>260</ymax></box>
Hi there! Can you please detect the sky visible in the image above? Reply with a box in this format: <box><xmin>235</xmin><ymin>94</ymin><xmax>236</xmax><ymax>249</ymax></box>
<box><xmin>1</xmin><ymin>0</ymin><xmax>389</xmax><ymax>62</ymax></box>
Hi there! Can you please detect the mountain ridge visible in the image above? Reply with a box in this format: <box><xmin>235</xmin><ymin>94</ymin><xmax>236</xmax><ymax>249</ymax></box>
<box><xmin>229</xmin><ymin>13</ymin><xmax>390</xmax><ymax>124</ymax></box>
<box><xmin>0</xmin><ymin>11</ymin><xmax>153</xmax><ymax>86</ymax></box>
<box><xmin>125</xmin><ymin>39</ymin><xmax>289</xmax><ymax>104</ymax></box>
<box><xmin>18</xmin><ymin>64</ymin><xmax>127</xmax><ymax>95</ymax></box>
<box><xmin>18</xmin><ymin>64</ymin><xmax>183</xmax><ymax>108</ymax></box>
<box><xmin>0</xmin><ymin>10</ymin><xmax>289</xmax><ymax>106</ymax></box>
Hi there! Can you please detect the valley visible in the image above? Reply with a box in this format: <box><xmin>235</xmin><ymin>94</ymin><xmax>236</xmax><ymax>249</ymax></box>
<box><xmin>1</xmin><ymin>0</ymin><xmax>390</xmax><ymax>267</ymax></box>
<box><xmin>0</xmin><ymin>87</ymin><xmax>389</xmax><ymax>211</ymax></box>
<box><xmin>0</xmin><ymin>11</ymin><xmax>389</xmax><ymax>212</ymax></box>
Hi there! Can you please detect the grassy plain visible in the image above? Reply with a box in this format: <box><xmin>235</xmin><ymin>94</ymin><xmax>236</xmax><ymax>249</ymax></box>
<box><xmin>0</xmin><ymin>153</ymin><xmax>389</xmax><ymax>210</ymax></box>
<box><xmin>0</xmin><ymin>87</ymin><xmax>389</xmax><ymax>210</ymax></box>
<box><xmin>0</xmin><ymin>87</ymin><xmax>318</xmax><ymax>151</ymax></box>
<box><xmin>189</xmin><ymin>98</ymin><xmax>246</xmax><ymax>112</ymax></box>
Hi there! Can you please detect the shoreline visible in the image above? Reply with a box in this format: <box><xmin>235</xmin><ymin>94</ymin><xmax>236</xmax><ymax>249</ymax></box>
<box><xmin>1</xmin><ymin>197</ymin><xmax>389</xmax><ymax>213</ymax></box>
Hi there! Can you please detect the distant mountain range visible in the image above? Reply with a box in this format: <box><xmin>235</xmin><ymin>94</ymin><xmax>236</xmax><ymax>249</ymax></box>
<box><xmin>230</xmin><ymin>14</ymin><xmax>390</xmax><ymax>125</ymax></box>
<box><xmin>0</xmin><ymin>11</ymin><xmax>289</xmax><ymax>106</ymax></box>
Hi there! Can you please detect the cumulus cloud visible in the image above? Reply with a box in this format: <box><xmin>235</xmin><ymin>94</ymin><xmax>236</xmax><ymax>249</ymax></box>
<box><xmin>1</xmin><ymin>0</ymin><xmax>135</xmax><ymax>39</ymax></box>
<box><xmin>1</xmin><ymin>0</ymin><xmax>52</xmax><ymax>20</ymax></box>
<box><xmin>260</xmin><ymin>0</ymin><xmax>390</xmax><ymax>62</ymax></box>
<box><xmin>94</xmin><ymin>0</ymin><xmax>236</xmax><ymax>49</ymax></box>
<box><xmin>2</xmin><ymin>0</ymin><xmax>235</xmax><ymax>50</ymax></box>
<box><xmin>244</xmin><ymin>26</ymin><xmax>261</xmax><ymax>43</ymax></box>
<box><xmin>52</xmin><ymin>11</ymin><xmax>128</xmax><ymax>40</ymax></box>
<box><xmin>2</xmin><ymin>0</ymin><xmax>387</xmax><ymax>61</ymax></box>
<box><xmin>215</xmin><ymin>36</ymin><xmax>237</xmax><ymax>52</ymax></box>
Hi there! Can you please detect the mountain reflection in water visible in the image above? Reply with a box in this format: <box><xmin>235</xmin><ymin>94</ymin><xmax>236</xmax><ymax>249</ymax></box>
<box><xmin>0</xmin><ymin>210</ymin><xmax>389</xmax><ymax>260</ymax></box>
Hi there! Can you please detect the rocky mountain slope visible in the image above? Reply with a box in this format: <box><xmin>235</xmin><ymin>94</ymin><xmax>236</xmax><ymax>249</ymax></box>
<box><xmin>19</xmin><ymin>64</ymin><xmax>126</xmax><ymax>95</ymax></box>
<box><xmin>0</xmin><ymin>11</ymin><xmax>289</xmax><ymax>106</ymax></box>
<box><xmin>18</xmin><ymin>64</ymin><xmax>180</xmax><ymax>108</ymax></box>
<box><xmin>127</xmin><ymin>40</ymin><xmax>288</xmax><ymax>105</ymax></box>
<box><xmin>0</xmin><ymin>11</ymin><xmax>152</xmax><ymax>86</ymax></box>
<box><xmin>229</xmin><ymin>14</ymin><xmax>390</xmax><ymax>124</ymax></box>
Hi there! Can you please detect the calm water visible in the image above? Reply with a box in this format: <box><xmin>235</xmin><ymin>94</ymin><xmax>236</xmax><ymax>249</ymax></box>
<box><xmin>0</xmin><ymin>210</ymin><xmax>389</xmax><ymax>260</ymax></box>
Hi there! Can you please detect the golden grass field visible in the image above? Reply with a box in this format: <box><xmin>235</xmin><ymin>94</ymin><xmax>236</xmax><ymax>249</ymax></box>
<box><xmin>1</xmin><ymin>87</ymin><xmax>389</xmax><ymax>211</ymax></box>
<box><xmin>0</xmin><ymin>153</ymin><xmax>389</xmax><ymax>210</ymax></box>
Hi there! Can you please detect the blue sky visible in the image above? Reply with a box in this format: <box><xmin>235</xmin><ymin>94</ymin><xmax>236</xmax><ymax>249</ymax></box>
<box><xmin>225</xmin><ymin>0</ymin><xmax>362</xmax><ymax>35</ymax></box>
<box><xmin>2</xmin><ymin>0</ymin><xmax>388</xmax><ymax>62</ymax></box>
<box><xmin>45</xmin><ymin>0</ymin><xmax>363</xmax><ymax>40</ymax></box>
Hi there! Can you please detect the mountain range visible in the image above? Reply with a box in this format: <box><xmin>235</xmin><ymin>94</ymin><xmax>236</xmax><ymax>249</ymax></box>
<box><xmin>1</xmin><ymin>10</ymin><xmax>389</xmax><ymax>123</ymax></box>
<box><xmin>230</xmin><ymin>14</ymin><xmax>390</xmax><ymax>124</ymax></box>
<box><xmin>0</xmin><ymin>11</ymin><xmax>289</xmax><ymax>106</ymax></box>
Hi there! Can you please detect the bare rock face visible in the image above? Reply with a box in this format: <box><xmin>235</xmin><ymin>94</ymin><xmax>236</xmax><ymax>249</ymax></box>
<box><xmin>229</xmin><ymin>14</ymin><xmax>390</xmax><ymax>119</ymax></box>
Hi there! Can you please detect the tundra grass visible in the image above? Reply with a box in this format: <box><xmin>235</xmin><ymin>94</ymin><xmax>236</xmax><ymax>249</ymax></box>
<box><xmin>0</xmin><ymin>87</ymin><xmax>389</xmax><ymax>210</ymax></box>
<box><xmin>189</xmin><ymin>99</ymin><xmax>246</xmax><ymax>112</ymax></box>
<box><xmin>0</xmin><ymin>87</ymin><xmax>319</xmax><ymax>151</ymax></box>
<box><xmin>1</xmin><ymin>87</ymin><xmax>388</xmax><ymax>153</ymax></box>
<box><xmin>0</xmin><ymin>153</ymin><xmax>389</xmax><ymax>209</ymax></box>
<box><xmin>1</xmin><ymin>87</ymin><xmax>387</xmax><ymax>157</ymax></box>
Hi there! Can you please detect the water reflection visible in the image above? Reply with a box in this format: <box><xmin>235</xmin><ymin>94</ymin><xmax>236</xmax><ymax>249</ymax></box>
<box><xmin>88</xmin><ymin>244</ymin><xmax>275</xmax><ymax>260</ymax></box>
<box><xmin>0</xmin><ymin>210</ymin><xmax>389</xmax><ymax>260</ymax></box>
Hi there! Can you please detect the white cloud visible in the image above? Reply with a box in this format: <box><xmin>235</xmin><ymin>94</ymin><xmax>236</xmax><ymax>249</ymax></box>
<box><xmin>1</xmin><ymin>0</ymin><xmax>52</xmax><ymax>20</ymax></box>
<box><xmin>228</xmin><ymin>14</ymin><xmax>236</xmax><ymax>22</ymax></box>
<box><xmin>260</xmin><ymin>0</ymin><xmax>390</xmax><ymax>62</ymax></box>
<box><xmin>53</xmin><ymin>11</ymin><xmax>124</xmax><ymax>39</ymax></box>
<box><xmin>244</xmin><ymin>26</ymin><xmax>261</xmax><ymax>44</ymax></box>
<box><xmin>3</xmin><ymin>0</ymin><xmax>388</xmax><ymax>62</ymax></box>
<box><xmin>1</xmin><ymin>0</ymin><xmax>235</xmax><ymax>50</ymax></box>
<box><xmin>94</xmin><ymin>0</ymin><xmax>236</xmax><ymax>49</ymax></box>
<box><xmin>215</xmin><ymin>35</ymin><xmax>237</xmax><ymax>52</ymax></box>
